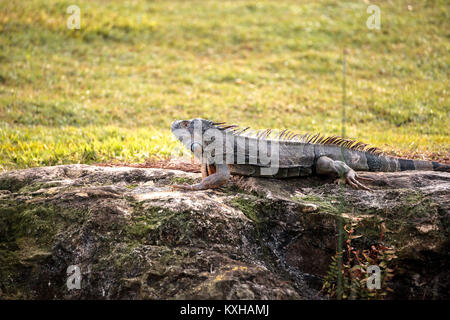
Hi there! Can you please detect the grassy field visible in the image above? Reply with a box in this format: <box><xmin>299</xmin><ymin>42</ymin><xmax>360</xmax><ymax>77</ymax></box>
<box><xmin>0</xmin><ymin>0</ymin><xmax>448</xmax><ymax>170</ymax></box>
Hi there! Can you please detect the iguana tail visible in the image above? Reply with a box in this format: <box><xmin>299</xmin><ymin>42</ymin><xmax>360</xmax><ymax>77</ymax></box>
<box><xmin>364</xmin><ymin>153</ymin><xmax>450</xmax><ymax>172</ymax></box>
<box><xmin>401</xmin><ymin>158</ymin><xmax>450</xmax><ymax>172</ymax></box>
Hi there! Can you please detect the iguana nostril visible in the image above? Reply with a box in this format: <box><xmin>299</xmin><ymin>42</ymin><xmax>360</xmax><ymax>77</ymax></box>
<box><xmin>170</xmin><ymin>121</ymin><xmax>178</xmax><ymax>131</ymax></box>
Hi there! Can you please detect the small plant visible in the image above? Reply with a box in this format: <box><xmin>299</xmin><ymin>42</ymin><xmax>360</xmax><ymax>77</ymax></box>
<box><xmin>322</xmin><ymin>222</ymin><xmax>397</xmax><ymax>299</ymax></box>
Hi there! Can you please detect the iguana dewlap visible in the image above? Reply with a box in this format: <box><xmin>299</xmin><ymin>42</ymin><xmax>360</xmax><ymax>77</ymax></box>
<box><xmin>170</xmin><ymin>118</ymin><xmax>449</xmax><ymax>191</ymax></box>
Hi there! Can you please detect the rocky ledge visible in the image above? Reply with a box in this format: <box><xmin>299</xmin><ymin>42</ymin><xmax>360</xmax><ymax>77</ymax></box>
<box><xmin>0</xmin><ymin>164</ymin><xmax>449</xmax><ymax>299</ymax></box>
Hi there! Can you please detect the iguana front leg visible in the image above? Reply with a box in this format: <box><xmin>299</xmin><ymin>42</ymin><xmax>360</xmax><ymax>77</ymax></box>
<box><xmin>315</xmin><ymin>156</ymin><xmax>373</xmax><ymax>191</ymax></box>
<box><xmin>201</xmin><ymin>162</ymin><xmax>216</xmax><ymax>179</ymax></box>
<box><xmin>172</xmin><ymin>163</ymin><xmax>230</xmax><ymax>191</ymax></box>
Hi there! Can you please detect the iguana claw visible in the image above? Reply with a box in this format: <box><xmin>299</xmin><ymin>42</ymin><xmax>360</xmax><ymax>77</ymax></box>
<box><xmin>336</xmin><ymin>171</ymin><xmax>373</xmax><ymax>191</ymax></box>
<box><xmin>170</xmin><ymin>183</ymin><xmax>194</xmax><ymax>191</ymax></box>
<box><xmin>317</xmin><ymin>156</ymin><xmax>374</xmax><ymax>191</ymax></box>
<box><xmin>170</xmin><ymin>163</ymin><xmax>231</xmax><ymax>191</ymax></box>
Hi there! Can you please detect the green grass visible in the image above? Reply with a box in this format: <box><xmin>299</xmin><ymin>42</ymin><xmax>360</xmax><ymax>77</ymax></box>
<box><xmin>0</xmin><ymin>0</ymin><xmax>448</xmax><ymax>170</ymax></box>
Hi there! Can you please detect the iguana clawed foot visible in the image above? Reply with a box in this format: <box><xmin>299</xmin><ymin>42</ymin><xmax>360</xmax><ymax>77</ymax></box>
<box><xmin>335</xmin><ymin>170</ymin><xmax>374</xmax><ymax>191</ymax></box>
<box><xmin>316</xmin><ymin>156</ymin><xmax>374</xmax><ymax>191</ymax></box>
<box><xmin>170</xmin><ymin>183</ymin><xmax>196</xmax><ymax>191</ymax></box>
<box><xmin>171</xmin><ymin>163</ymin><xmax>230</xmax><ymax>191</ymax></box>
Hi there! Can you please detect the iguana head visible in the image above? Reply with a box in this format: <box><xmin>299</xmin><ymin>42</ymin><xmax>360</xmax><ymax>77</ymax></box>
<box><xmin>171</xmin><ymin>118</ymin><xmax>219</xmax><ymax>155</ymax></box>
<box><xmin>171</xmin><ymin>118</ymin><xmax>217</xmax><ymax>136</ymax></box>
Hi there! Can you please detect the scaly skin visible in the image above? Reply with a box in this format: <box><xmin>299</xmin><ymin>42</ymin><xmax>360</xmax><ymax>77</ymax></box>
<box><xmin>170</xmin><ymin>118</ymin><xmax>449</xmax><ymax>191</ymax></box>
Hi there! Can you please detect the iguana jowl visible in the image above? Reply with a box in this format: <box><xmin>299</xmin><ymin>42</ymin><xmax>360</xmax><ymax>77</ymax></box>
<box><xmin>171</xmin><ymin>118</ymin><xmax>449</xmax><ymax>191</ymax></box>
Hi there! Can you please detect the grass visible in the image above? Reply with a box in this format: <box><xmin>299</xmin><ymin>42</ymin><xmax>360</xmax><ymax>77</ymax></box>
<box><xmin>0</xmin><ymin>0</ymin><xmax>448</xmax><ymax>170</ymax></box>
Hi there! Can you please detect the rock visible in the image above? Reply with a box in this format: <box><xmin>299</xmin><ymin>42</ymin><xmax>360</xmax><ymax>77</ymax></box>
<box><xmin>0</xmin><ymin>164</ymin><xmax>448</xmax><ymax>299</ymax></box>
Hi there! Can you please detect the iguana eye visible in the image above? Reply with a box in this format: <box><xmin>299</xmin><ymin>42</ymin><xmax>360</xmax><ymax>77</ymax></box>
<box><xmin>180</xmin><ymin>121</ymin><xmax>189</xmax><ymax>128</ymax></box>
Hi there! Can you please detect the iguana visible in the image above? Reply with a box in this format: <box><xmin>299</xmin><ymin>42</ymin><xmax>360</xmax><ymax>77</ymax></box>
<box><xmin>170</xmin><ymin>118</ymin><xmax>449</xmax><ymax>191</ymax></box>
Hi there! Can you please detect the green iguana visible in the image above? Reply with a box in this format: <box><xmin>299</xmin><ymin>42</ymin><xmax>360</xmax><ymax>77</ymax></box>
<box><xmin>170</xmin><ymin>118</ymin><xmax>449</xmax><ymax>191</ymax></box>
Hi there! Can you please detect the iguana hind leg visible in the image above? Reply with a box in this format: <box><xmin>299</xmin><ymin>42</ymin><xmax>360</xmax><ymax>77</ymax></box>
<box><xmin>172</xmin><ymin>164</ymin><xmax>230</xmax><ymax>191</ymax></box>
<box><xmin>315</xmin><ymin>156</ymin><xmax>373</xmax><ymax>191</ymax></box>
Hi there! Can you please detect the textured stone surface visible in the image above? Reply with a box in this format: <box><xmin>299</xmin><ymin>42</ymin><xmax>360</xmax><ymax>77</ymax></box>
<box><xmin>0</xmin><ymin>165</ymin><xmax>449</xmax><ymax>299</ymax></box>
